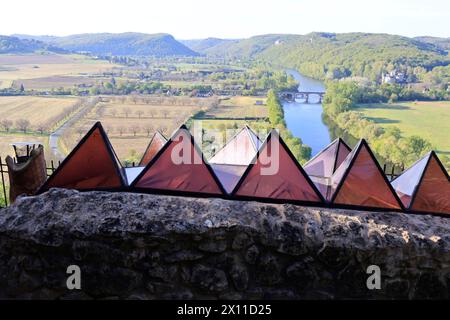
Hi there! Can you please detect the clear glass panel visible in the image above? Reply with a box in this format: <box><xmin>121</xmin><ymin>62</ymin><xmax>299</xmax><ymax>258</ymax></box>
<box><xmin>211</xmin><ymin>164</ymin><xmax>247</xmax><ymax>194</ymax></box>
<box><xmin>336</xmin><ymin>141</ymin><xmax>352</xmax><ymax>172</ymax></box>
<box><xmin>391</xmin><ymin>154</ymin><xmax>430</xmax><ymax>208</ymax></box>
<box><xmin>304</xmin><ymin>141</ymin><xmax>338</xmax><ymax>178</ymax></box>
<box><xmin>247</xmin><ymin>127</ymin><xmax>262</xmax><ymax>150</ymax></box>
<box><xmin>309</xmin><ymin>175</ymin><xmax>330</xmax><ymax>199</ymax></box>
<box><xmin>329</xmin><ymin>143</ymin><xmax>358</xmax><ymax>199</ymax></box>
<box><xmin>304</xmin><ymin>139</ymin><xmax>351</xmax><ymax>179</ymax></box>
<box><xmin>125</xmin><ymin>166</ymin><xmax>145</xmax><ymax>185</ymax></box>
<box><xmin>209</xmin><ymin>127</ymin><xmax>260</xmax><ymax>166</ymax></box>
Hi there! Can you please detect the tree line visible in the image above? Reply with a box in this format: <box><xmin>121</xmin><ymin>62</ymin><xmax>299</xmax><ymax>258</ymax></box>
<box><xmin>0</xmin><ymin>68</ymin><xmax>300</xmax><ymax>98</ymax></box>
<box><xmin>0</xmin><ymin>100</ymin><xmax>85</xmax><ymax>135</ymax></box>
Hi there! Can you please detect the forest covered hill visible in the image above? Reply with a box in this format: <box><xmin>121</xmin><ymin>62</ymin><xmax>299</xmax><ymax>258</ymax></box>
<box><xmin>0</xmin><ymin>35</ymin><xmax>65</xmax><ymax>54</ymax></box>
<box><xmin>187</xmin><ymin>32</ymin><xmax>450</xmax><ymax>81</ymax></box>
<box><xmin>13</xmin><ymin>33</ymin><xmax>199</xmax><ymax>57</ymax></box>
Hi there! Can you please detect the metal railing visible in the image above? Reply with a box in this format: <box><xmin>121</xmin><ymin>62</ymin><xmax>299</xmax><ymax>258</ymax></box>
<box><xmin>383</xmin><ymin>163</ymin><xmax>405</xmax><ymax>181</ymax></box>
<box><xmin>0</xmin><ymin>157</ymin><xmax>8</xmax><ymax>207</ymax></box>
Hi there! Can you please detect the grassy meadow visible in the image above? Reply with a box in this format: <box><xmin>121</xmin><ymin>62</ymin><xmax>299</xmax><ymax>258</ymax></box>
<box><xmin>200</xmin><ymin>96</ymin><xmax>267</xmax><ymax>119</ymax></box>
<box><xmin>355</xmin><ymin>101</ymin><xmax>450</xmax><ymax>155</ymax></box>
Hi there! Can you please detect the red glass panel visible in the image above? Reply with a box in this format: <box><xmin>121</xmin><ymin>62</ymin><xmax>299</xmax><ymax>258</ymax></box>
<box><xmin>333</xmin><ymin>143</ymin><xmax>402</xmax><ymax>209</ymax></box>
<box><xmin>43</xmin><ymin>126</ymin><xmax>123</xmax><ymax>190</ymax></box>
<box><xmin>235</xmin><ymin>132</ymin><xmax>322</xmax><ymax>202</ymax></box>
<box><xmin>411</xmin><ymin>156</ymin><xmax>450</xmax><ymax>214</ymax></box>
<box><xmin>139</xmin><ymin>132</ymin><xmax>167</xmax><ymax>166</ymax></box>
<box><xmin>135</xmin><ymin>129</ymin><xmax>223</xmax><ymax>195</ymax></box>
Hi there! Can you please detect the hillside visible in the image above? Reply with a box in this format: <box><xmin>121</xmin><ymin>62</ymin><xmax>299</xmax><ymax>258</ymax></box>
<box><xmin>414</xmin><ymin>36</ymin><xmax>450</xmax><ymax>51</ymax></box>
<box><xmin>189</xmin><ymin>34</ymin><xmax>301</xmax><ymax>57</ymax></box>
<box><xmin>7</xmin><ymin>32</ymin><xmax>450</xmax><ymax>81</ymax></box>
<box><xmin>180</xmin><ymin>37</ymin><xmax>240</xmax><ymax>54</ymax></box>
<box><xmin>199</xmin><ymin>32</ymin><xmax>450</xmax><ymax>81</ymax></box>
<box><xmin>0</xmin><ymin>35</ymin><xmax>65</xmax><ymax>54</ymax></box>
<box><xmin>16</xmin><ymin>33</ymin><xmax>199</xmax><ymax>57</ymax></box>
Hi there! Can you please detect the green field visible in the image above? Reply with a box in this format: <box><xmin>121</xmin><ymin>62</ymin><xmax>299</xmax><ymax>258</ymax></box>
<box><xmin>355</xmin><ymin>101</ymin><xmax>450</xmax><ymax>155</ymax></box>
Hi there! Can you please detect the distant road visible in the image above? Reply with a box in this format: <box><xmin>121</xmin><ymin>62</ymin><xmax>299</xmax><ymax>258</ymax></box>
<box><xmin>49</xmin><ymin>98</ymin><xmax>97</xmax><ymax>160</ymax></box>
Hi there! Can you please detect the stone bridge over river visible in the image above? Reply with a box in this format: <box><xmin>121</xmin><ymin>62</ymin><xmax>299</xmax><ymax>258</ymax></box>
<box><xmin>279</xmin><ymin>91</ymin><xmax>325</xmax><ymax>104</ymax></box>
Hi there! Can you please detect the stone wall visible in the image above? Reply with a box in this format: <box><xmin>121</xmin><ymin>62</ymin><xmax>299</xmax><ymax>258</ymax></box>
<box><xmin>0</xmin><ymin>188</ymin><xmax>449</xmax><ymax>299</ymax></box>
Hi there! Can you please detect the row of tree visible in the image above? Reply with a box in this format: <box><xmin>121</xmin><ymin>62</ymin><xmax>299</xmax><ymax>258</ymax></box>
<box><xmin>76</xmin><ymin>124</ymin><xmax>171</xmax><ymax>138</ymax></box>
<box><xmin>0</xmin><ymin>119</ymin><xmax>32</xmax><ymax>133</ymax></box>
<box><xmin>107</xmin><ymin>95</ymin><xmax>217</xmax><ymax>107</ymax></box>
<box><xmin>0</xmin><ymin>100</ymin><xmax>84</xmax><ymax>135</ymax></box>
<box><xmin>96</xmin><ymin>107</ymin><xmax>191</xmax><ymax>120</ymax></box>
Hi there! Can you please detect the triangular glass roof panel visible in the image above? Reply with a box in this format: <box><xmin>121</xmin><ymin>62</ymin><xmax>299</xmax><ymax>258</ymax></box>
<box><xmin>39</xmin><ymin>122</ymin><xmax>126</xmax><ymax>192</ymax></box>
<box><xmin>329</xmin><ymin>140</ymin><xmax>403</xmax><ymax>210</ymax></box>
<box><xmin>232</xmin><ymin>130</ymin><xmax>324</xmax><ymax>203</ymax></box>
<box><xmin>132</xmin><ymin>125</ymin><xmax>225</xmax><ymax>196</ymax></box>
<box><xmin>393</xmin><ymin>152</ymin><xmax>450</xmax><ymax>214</ymax></box>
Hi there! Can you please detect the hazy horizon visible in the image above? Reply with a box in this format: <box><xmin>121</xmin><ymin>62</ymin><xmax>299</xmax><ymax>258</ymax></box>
<box><xmin>1</xmin><ymin>0</ymin><xmax>449</xmax><ymax>39</ymax></box>
<box><xmin>7</xmin><ymin>31</ymin><xmax>450</xmax><ymax>41</ymax></box>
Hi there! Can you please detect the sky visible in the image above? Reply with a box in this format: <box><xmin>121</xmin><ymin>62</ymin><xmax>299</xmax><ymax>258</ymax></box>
<box><xmin>1</xmin><ymin>0</ymin><xmax>449</xmax><ymax>39</ymax></box>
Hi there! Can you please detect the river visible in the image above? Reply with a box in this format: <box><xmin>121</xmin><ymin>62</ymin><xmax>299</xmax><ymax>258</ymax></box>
<box><xmin>283</xmin><ymin>70</ymin><xmax>331</xmax><ymax>156</ymax></box>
